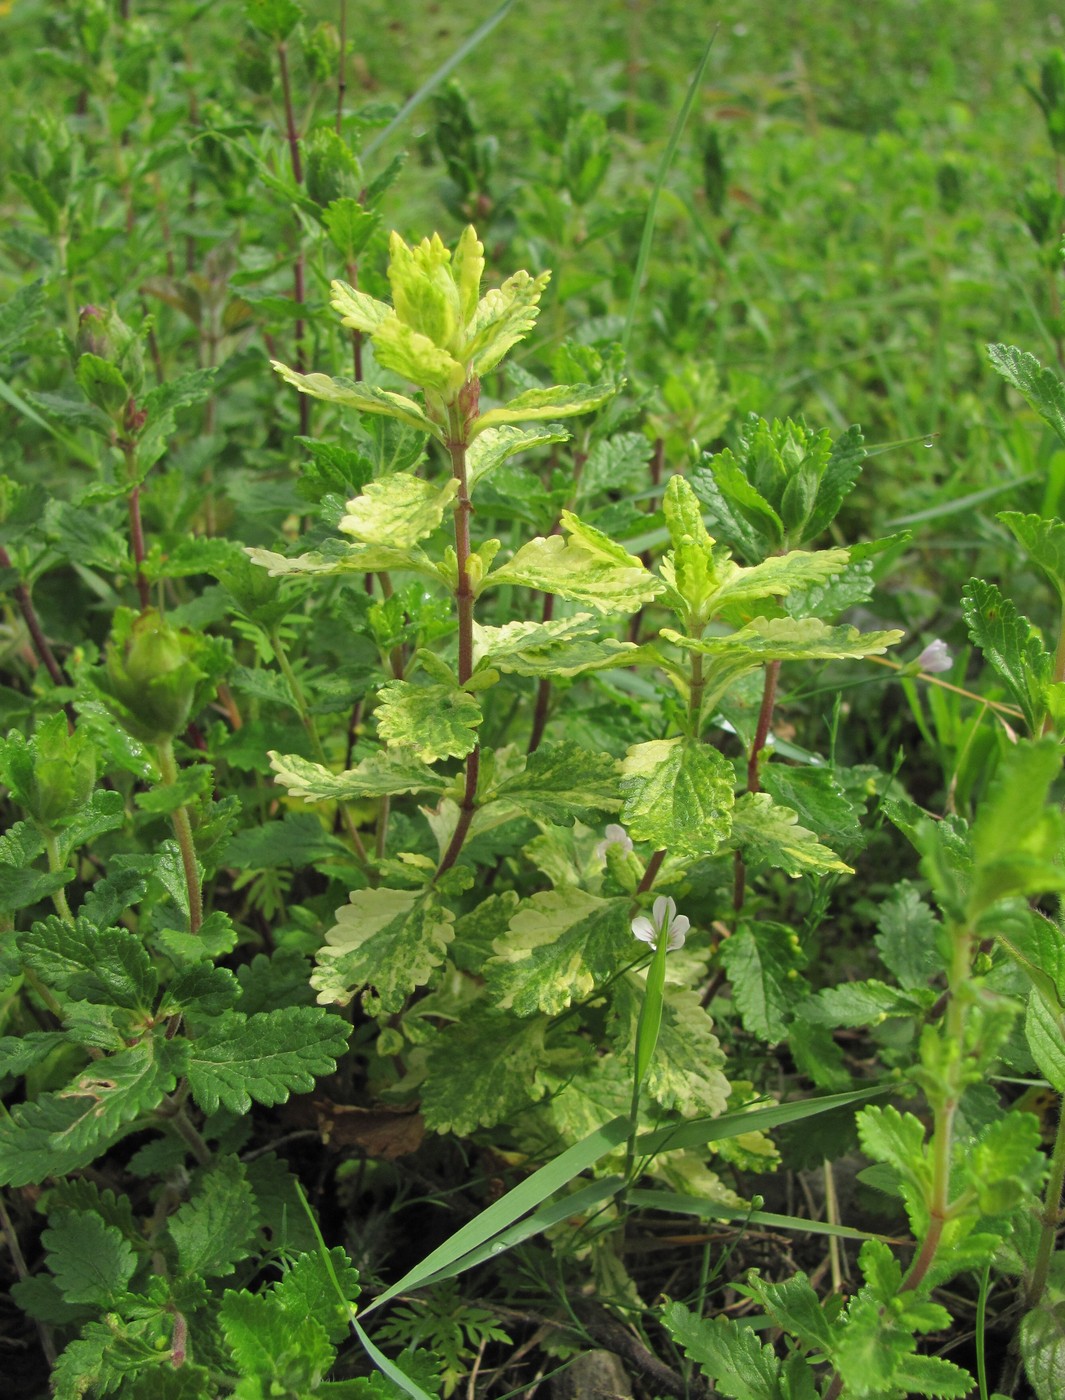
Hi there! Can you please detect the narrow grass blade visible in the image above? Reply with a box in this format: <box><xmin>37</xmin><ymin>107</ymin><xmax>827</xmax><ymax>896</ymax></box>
<box><xmin>635</xmin><ymin>1085</ymin><xmax>887</xmax><ymax>1156</ymax></box>
<box><xmin>353</xmin><ymin>1318</ymin><xmax>437</xmax><ymax>1400</ymax></box>
<box><xmin>886</xmin><ymin>476</ymin><xmax>1039</xmax><ymax>528</ymax></box>
<box><xmin>362</xmin><ymin>0</ymin><xmax>520</xmax><ymax>162</ymax></box>
<box><xmin>625</xmin><ymin>1188</ymin><xmax>895</xmax><ymax>1243</ymax></box>
<box><xmin>361</xmin><ymin>1114</ymin><xmax>631</xmax><ymax>1313</ymax></box>
<box><xmin>621</xmin><ymin>29</ymin><xmax>716</xmax><ymax>358</ymax></box>
<box><xmin>399</xmin><ymin>1175</ymin><xmax>625</xmax><ymax>1295</ymax></box>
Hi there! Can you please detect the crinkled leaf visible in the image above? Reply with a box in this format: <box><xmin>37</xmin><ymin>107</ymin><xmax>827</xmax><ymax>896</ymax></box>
<box><xmin>760</xmin><ymin>764</ymin><xmax>862</xmax><ymax>851</ymax></box>
<box><xmin>373</xmin><ymin>314</ymin><xmax>466</xmax><ymax>395</ymax></box>
<box><xmin>467</xmin><ymin>422</ymin><xmax>570</xmax><ymax>490</ymax></box>
<box><xmin>42</xmin><ymin>1211</ymin><xmax>137</xmax><ymax>1306</ymax></box>
<box><xmin>465</xmin><ymin>269</ymin><xmax>552</xmax><ymax>374</ymax></box>
<box><xmin>743</xmin><ymin>1272</ymin><xmax>836</xmax><ymax>1353</ymax></box>
<box><xmin>1001</xmin><ymin>510</ymin><xmax>1065</xmax><ymax>605</ymax></box>
<box><xmin>329</xmin><ymin>279</ymin><xmax>391</xmax><ymax>333</ymax></box>
<box><xmin>485</xmin><ymin>890</ymin><xmax>632</xmax><ymax>1016</ymax></box>
<box><xmin>220</xmin><ymin>1290</ymin><xmax>333</xmax><ymax>1392</ymax></box>
<box><xmin>0</xmin><ymin>1038</ymin><xmax>186</xmax><ymax>1186</ymax></box>
<box><xmin>486</xmin><ymin>740</ymin><xmax>619</xmax><ymax>825</ymax></box>
<box><xmin>729</xmin><ymin>792</ymin><xmax>852</xmax><ymax>876</ymax></box>
<box><xmin>662</xmin><ymin>473</ymin><xmax>718</xmax><ymax>622</ymax></box>
<box><xmin>185</xmin><ymin>1006</ymin><xmax>350</xmax><ymax>1114</ymax></box>
<box><xmin>375</xmin><ymin>680</ymin><xmax>481</xmax><ymax>761</ymax></box>
<box><xmin>269</xmin><ymin>746</ymin><xmax>447</xmax><ymax>802</ymax></box>
<box><xmin>271</xmin><ymin>361</ymin><xmax>441</xmax><ymax>438</ymax></box>
<box><xmin>856</xmin><ymin>1103</ymin><xmax>930</xmax><ymax>1198</ymax></box>
<box><xmin>874</xmin><ymin>883</ymin><xmax>942</xmax><ymax>990</ymax></box>
<box><xmin>247</xmin><ymin>537</ymin><xmax>440</xmax><ymax>580</ymax></box>
<box><xmin>719</xmin><ymin>923</ymin><xmax>807</xmax><ymax>1043</ymax></box>
<box><xmin>271</xmin><ymin>1248</ymin><xmax>361</xmax><ymax>1345</ymax></box>
<box><xmin>169</xmin><ymin>1157</ymin><xmax>260</xmax><ymax>1279</ymax></box>
<box><xmin>18</xmin><ymin>916</ymin><xmax>158</xmax><ymax>1009</ymax></box>
<box><xmin>422</xmin><ymin>1011</ymin><xmax>550</xmax><ymax>1134</ymax></box>
<box><xmin>489</xmin><ymin>512</ymin><xmax>661</xmax><ymax>612</ymax></box>
<box><xmin>576</xmin><ymin>432</ymin><xmax>653</xmax><ymax>502</ymax></box>
<box><xmin>662</xmin><ymin>1303</ymin><xmax>783</xmax><ymax>1400</ymax></box>
<box><xmin>803</xmin><ymin>978</ymin><xmax>936</xmax><ymax>1027</ymax></box>
<box><xmin>620</xmin><ymin>737</ymin><xmax>735</xmax><ymax>857</ymax></box>
<box><xmin>988</xmin><ymin>342</ymin><xmax>1065</xmax><ymax>446</ymax></box>
<box><xmin>473</xmin><ymin>614</ymin><xmax>642</xmax><ymax>676</ymax></box>
<box><xmin>474</xmin><ymin>381</ymin><xmax>615</xmax><ymax>434</ymax></box>
<box><xmin>963</xmin><ymin>577</ymin><xmax>1057</xmax><ymax>735</ymax></box>
<box><xmin>1021</xmin><ymin>1300</ymin><xmax>1065</xmax><ymax>1400</ymax></box>
<box><xmin>1027</xmin><ymin>993</ymin><xmax>1065</xmax><ymax>1092</ymax></box>
<box><xmin>313</xmin><ymin>888</ymin><xmax>455</xmax><ymax>1012</ymax></box>
<box><xmin>339</xmin><ymin>472</ymin><xmax>457</xmax><ymax>548</ymax></box>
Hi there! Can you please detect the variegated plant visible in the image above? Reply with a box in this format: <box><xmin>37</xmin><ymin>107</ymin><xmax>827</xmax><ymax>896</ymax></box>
<box><xmin>250</xmin><ymin>226</ymin><xmax>901</xmax><ymax>1172</ymax></box>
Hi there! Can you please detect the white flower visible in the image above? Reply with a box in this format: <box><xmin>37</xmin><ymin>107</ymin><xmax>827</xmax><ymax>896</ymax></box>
<box><xmin>595</xmin><ymin>823</ymin><xmax>633</xmax><ymax>859</ymax></box>
<box><xmin>631</xmin><ymin>895</ymin><xmax>689</xmax><ymax>952</ymax></box>
<box><xmin>917</xmin><ymin>639</ymin><xmax>952</xmax><ymax>674</ymax></box>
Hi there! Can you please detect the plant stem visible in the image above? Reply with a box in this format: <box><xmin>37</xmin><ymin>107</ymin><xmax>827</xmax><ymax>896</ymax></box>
<box><xmin>637</xmin><ymin>848</ymin><xmax>666</xmax><ymax>894</ymax></box>
<box><xmin>277</xmin><ymin>38</ymin><xmax>309</xmax><ymax>434</ymax></box>
<box><xmin>0</xmin><ymin>544</ymin><xmax>73</xmax><ymax>706</ymax></box>
<box><xmin>43</xmin><ymin>833</ymin><xmax>73</xmax><ymax>923</ymax></box>
<box><xmin>0</xmin><ymin>1197</ymin><xmax>56</xmax><ymax>1366</ymax></box>
<box><xmin>336</xmin><ymin>0</ymin><xmax>348</xmax><ymax>134</ymax></box>
<box><xmin>1027</xmin><ymin>1091</ymin><xmax>1065</xmax><ymax>1307</ymax></box>
<box><xmin>733</xmin><ymin>659</ymin><xmax>781</xmax><ymax>914</ymax></box>
<box><xmin>128</xmin><ymin>482</ymin><xmax>151</xmax><ymax>610</ymax></box>
<box><xmin>436</xmin><ymin>411</ymin><xmax>480</xmax><ymax>880</ymax></box>
<box><xmin>157</xmin><ymin>738</ymin><xmax>202</xmax><ymax>934</ymax></box>
<box><xmin>270</xmin><ymin>628</ymin><xmax>369</xmax><ymax>867</ymax></box>
<box><xmin>158</xmin><ymin>1097</ymin><xmax>212</xmax><ymax>1166</ymax></box>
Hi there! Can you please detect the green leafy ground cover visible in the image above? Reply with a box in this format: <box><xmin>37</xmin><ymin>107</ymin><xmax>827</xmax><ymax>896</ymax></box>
<box><xmin>5</xmin><ymin>2</ymin><xmax>1065</xmax><ymax>1397</ymax></box>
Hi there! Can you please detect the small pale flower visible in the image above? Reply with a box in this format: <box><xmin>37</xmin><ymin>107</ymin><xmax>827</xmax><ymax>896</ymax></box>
<box><xmin>595</xmin><ymin>823</ymin><xmax>634</xmax><ymax>859</ymax></box>
<box><xmin>917</xmin><ymin>639</ymin><xmax>952</xmax><ymax>674</ymax></box>
<box><xmin>631</xmin><ymin>895</ymin><xmax>689</xmax><ymax>952</ymax></box>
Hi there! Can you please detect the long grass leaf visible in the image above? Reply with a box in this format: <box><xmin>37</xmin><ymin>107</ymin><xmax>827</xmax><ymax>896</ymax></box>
<box><xmin>361</xmin><ymin>1114</ymin><xmax>631</xmax><ymax>1312</ymax></box>
<box><xmin>362</xmin><ymin>0</ymin><xmax>520</xmax><ymax>162</ymax></box>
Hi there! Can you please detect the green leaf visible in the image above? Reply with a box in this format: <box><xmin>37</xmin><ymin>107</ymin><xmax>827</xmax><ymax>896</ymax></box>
<box><xmin>472</xmin><ymin>614</ymin><xmax>642</xmax><ymax>676</ymax></box>
<box><xmin>329</xmin><ymin>278</ymin><xmax>391</xmax><ymax>334</ymax></box>
<box><xmin>19</xmin><ymin>916</ymin><xmax>158</xmax><ymax>1010</ymax></box>
<box><xmin>42</xmin><ymin>1210</ymin><xmax>137</xmax><ymax>1306</ymax></box>
<box><xmin>759</xmin><ymin>764</ymin><xmax>862</xmax><ymax>851</ymax></box>
<box><xmin>1021</xmin><ymin>1301</ymin><xmax>1065</xmax><ymax>1400</ymax></box>
<box><xmin>888</xmin><ymin>1353</ymin><xmax>975</xmax><ymax>1400</ymax></box>
<box><xmin>729</xmin><ymin>792</ymin><xmax>852</xmax><ymax>876</ymax></box>
<box><xmin>422</xmin><ymin>1011</ymin><xmax>551</xmax><ymax>1134</ymax></box>
<box><xmin>245</xmin><ymin>0</ymin><xmax>303</xmax><ymax>40</ymax></box>
<box><xmin>1000</xmin><ymin>510</ymin><xmax>1065</xmax><ymax>605</ymax></box>
<box><xmin>220</xmin><ymin>1289</ymin><xmax>333</xmax><ymax>1392</ymax></box>
<box><xmin>0</xmin><ymin>279</ymin><xmax>45</xmax><ymax>360</ymax></box>
<box><xmin>467</xmin><ymin>422</ymin><xmax>571</xmax><ymax>491</ymax></box>
<box><xmin>269</xmin><ymin>746</ymin><xmax>448</xmax><ymax>802</ymax></box>
<box><xmin>185</xmin><ymin>1006</ymin><xmax>350</xmax><ymax>1114</ymax></box>
<box><xmin>968</xmin><ymin>737</ymin><xmax>1065</xmax><ymax>915</ymax></box>
<box><xmin>719</xmin><ymin>923</ymin><xmax>807</xmax><ymax>1042</ymax></box>
<box><xmin>222</xmin><ymin>812</ymin><xmax>349</xmax><ymax>870</ymax></box>
<box><xmin>473</xmin><ymin>381</ymin><xmax>615</xmax><ymax>434</ymax></box>
<box><xmin>375</xmin><ymin>680</ymin><xmax>482</xmax><ymax>762</ymax></box>
<box><xmin>575</xmin><ymin>432</ymin><xmax>651</xmax><ymax>501</ymax></box>
<box><xmin>1026</xmin><ymin>993</ymin><xmax>1065</xmax><ymax>1091</ymax></box>
<box><xmin>742</xmin><ymin>1271</ymin><xmax>836</xmax><ymax>1352</ymax></box>
<box><xmin>620</xmin><ymin>737</ymin><xmax>735</xmax><ymax>857</ymax></box>
<box><xmin>856</xmin><ymin>1103</ymin><xmax>930</xmax><ymax>1200</ymax></box>
<box><xmin>271</xmin><ymin>1248</ymin><xmax>361</xmax><ymax>1345</ymax></box>
<box><xmin>485</xmin><ymin>890</ymin><xmax>632</xmax><ymax>1016</ymax></box>
<box><xmin>662</xmin><ymin>1304</ymin><xmax>783</xmax><ymax>1400</ymax></box>
<box><xmin>488</xmin><ymin>512</ymin><xmax>661</xmax><ymax>613</ymax></box>
<box><xmin>988</xmin><ymin>343</ymin><xmax>1065</xmax><ymax>446</ymax></box>
<box><xmin>485</xmin><ymin>740</ymin><xmax>619</xmax><ymax>825</ymax></box>
<box><xmin>803</xmin><ymin>978</ymin><xmax>936</xmax><ymax>1027</ymax></box>
<box><xmin>873</xmin><ymin>883</ymin><xmax>943</xmax><ymax>990</ymax></box>
<box><xmin>702</xmin><ymin>546</ymin><xmax>851</xmax><ymax>615</ymax></box>
<box><xmin>74</xmin><ymin>353</ymin><xmax>128</xmax><ymax>415</ymax></box>
<box><xmin>312</xmin><ymin>888</ymin><xmax>455</xmax><ymax>1012</ymax></box>
<box><xmin>962</xmin><ymin>577</ymin><xmax>1057</xmax><ymax>735</ymax></box>
<box><xmin>271</xmin><ymin>361</ymin><xmax>442</xmax><ymax>439</ymax></box>
<box><xmin>0</xmin><ymin>1039</ymin><xmax>186</xmax><ymax>1186</ymax></box>
<box><xmin>339</xmin><ymin>471</ymin><xmax>457</xmax><ymax>548</ymax></box>
<box><xmin>169</xmin><ymin>1157</ymin><xmax>260</xmax><ymax>1279</ymax></box>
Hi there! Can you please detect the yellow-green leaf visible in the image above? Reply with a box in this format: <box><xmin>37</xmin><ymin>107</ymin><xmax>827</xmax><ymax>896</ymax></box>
<box><xmin>339</xmin><ymin>472</ymin><xmax>458</xmax><ymax>549</ymax></box>
<box><xmin>329</xmin><ymin>280</ymin><xmax>391</xmax><ymax>334</ymax></box>
<box><xmin>271</xmin><ymin>361</ymin><xmax>441</xmax><ymax>439</ymax></box>
<box><xmin>488</xmin><ymin>512</ymin><xmax>662</xmax><ymax>613</ymax></box>
<box><xmin>312</xmin><ymin>887</ymin><xmax>455</xmax><ymax>1012</ymax></box>
<box><xmin>620</xmin><ymin>738</ymin><xmax>735</xmax><ymax>857</ymax></box>
<box><xmin>375</xmin><ymin>680</ymin><xmax>482</xmax><ymax>762</ymax></box>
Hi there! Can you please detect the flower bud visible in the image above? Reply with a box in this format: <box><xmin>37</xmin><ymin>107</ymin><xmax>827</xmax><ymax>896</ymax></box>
<box><xmin>98</xmin><ymin>608</ymin><xmax>226</xmax><ymax>745</ymax></box>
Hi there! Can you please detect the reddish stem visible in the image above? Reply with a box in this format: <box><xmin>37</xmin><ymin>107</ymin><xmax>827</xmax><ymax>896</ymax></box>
<box><xmin>128</xmin><ymin>483</ymin><xmax>151</xmax><ymax>611</ymax></box>
<box><xmin>636</xmin><ymin>848</ymin><xmax>667</xmax><ymax>894</ymax></box>
<box><xmin>0</xmin><ymin>544</ymin><xmax>70</xmax><ymax>694</ymax></box>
